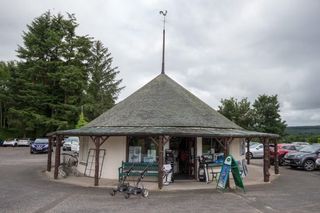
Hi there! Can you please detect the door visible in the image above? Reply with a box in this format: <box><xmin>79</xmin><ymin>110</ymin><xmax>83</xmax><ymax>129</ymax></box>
<box><xmin>169</xmin><ymin>137</ymin><xmax>196</xmax><ymax>179</ymax></box>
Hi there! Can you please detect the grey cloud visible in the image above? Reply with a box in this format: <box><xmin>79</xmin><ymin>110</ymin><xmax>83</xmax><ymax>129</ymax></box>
<box><xmin>0</xmin><ymin>0</ymin><xmax>320</xmax><ymax>126</ymax></box>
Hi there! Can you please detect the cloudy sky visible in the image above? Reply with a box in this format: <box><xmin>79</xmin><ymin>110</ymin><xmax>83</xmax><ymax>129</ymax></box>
<box><xmin>1</xmin><ymin>0</ymin><xmax>320</xmax><ymax>126</ymax></box>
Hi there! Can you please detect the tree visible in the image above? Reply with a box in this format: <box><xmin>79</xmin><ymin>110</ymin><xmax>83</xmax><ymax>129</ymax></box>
<box><xmin>218</xmin><ymin>97</ymin><xmax>253</xmax><ymax>129</ymax></box>
<box><xmin>251</xmin><ymin>95</ymin><xmax>287</xmax><ymax>136</ymax></box>
<box><xmin>0</xmin><ymin>61</ymin><xmax>15</xmax><ymax>129</ymax></box>
<box><xmin>10</xmin><ymin>11</ymin><xmax>92</xmax><ymax>136</ymax></box>
<box><xmin>84</xmin><ymin>40</ymin><xmax>123</xmax><ymax>121</ymax></box>
<box><xmin>76</xmin><ymin>109</ymin><xmax>88</xmax><ymax>129</ymax></box>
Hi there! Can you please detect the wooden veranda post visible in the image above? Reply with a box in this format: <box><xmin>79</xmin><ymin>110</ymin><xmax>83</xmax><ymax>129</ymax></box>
<box><xmin>47</xmin><ymin>136</ymin><xmax>53</xmax><ymax>172</ymax></box>
<box><xmin>262</xmin><ymin>137</ymin><xmax>270</xmax><ymax>182</ymax></box>
<box><xmin>268</xmin><ymin>138</ymin><xmax>271</xmax><ymax>169</ymax></box>
<box><xmin>94</xmin><ymin>137</ymin><xmax>100</xmax><ymax>186</ymax></box>
<box><xmin>92</xmin><ymin>136</ymin><xmax>109</xmax><ymax>186</ymax></box>
<box><xmin>158</xmin><ymin>136</ymin><xmax>164</xmax><ymax>190</ymax></box>
<box><xmin>274</xmin><ymin>139</ymin><xmax>279</xmax><ymax>174</ymax></box>
<box><xmin>54</xmin><ymin>135</ymin><xmax>62</xmax><ymax>179</ymax></box>
<box><xmin>246</xmin><ymin>138</ymin><xmax>251</xmax><ymax>165</ymax></box>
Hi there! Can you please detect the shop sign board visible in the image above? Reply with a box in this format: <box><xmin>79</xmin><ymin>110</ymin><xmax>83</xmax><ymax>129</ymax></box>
<box><xmin>230</xmin><ymin>157</ymin><xmax>245</xmax><ymax>191</ymax></box>
<box><xmin>217</xmin><ymin>156</ymin><xmax>232</xmax><ymax>189</ymax></box>
<box><xmin>217</xmin><ymin>155</ymin><xmax>245</xmax><ymax>191</ymax></box>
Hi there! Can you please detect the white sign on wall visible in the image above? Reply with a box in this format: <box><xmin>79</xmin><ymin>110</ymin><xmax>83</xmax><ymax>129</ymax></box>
<box><xmin>129</xmin><ymin>146</ymin><xmax>141</xmax><ymax>163</ymax></box>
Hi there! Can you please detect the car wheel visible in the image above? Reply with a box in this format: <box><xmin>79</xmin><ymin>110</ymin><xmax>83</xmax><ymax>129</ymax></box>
<box><xmin>303</xmin><ymin>160</ymin><xmax>315</xmax><ymax>171</ymax></box>
<box><xmin>246</xmin><ymin>152</ymin><xmax>253</xmax><ymax>159</ymax></box>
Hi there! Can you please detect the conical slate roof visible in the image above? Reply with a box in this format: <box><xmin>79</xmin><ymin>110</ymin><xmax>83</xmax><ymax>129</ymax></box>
<box><xmin>86</xmin><ymin>74</ymin><xmax>241</xmax><ymax>129</ymax></box>
<box><xmin>51</xmin><ymin>73</ymin><xmax>278</xmax><ymax>138</ymax></box>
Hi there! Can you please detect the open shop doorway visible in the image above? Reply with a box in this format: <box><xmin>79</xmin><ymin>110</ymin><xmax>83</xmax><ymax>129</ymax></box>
<box><xmin>168</xmin><ymin>137</ymin><xmax>196</xmax><ymax>180</ymax></box>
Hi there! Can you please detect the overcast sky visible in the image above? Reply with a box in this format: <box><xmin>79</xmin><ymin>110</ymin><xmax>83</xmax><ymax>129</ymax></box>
<box><xmin>1</xmin><ymin>0</ymin><xmax>320</xmax><ymax>126</ymax></box>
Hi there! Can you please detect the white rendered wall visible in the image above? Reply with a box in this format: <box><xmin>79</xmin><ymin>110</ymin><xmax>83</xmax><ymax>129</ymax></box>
<box><xmin>229</xmin><ymin>138</ymin><xmax>246</xmax><ymax>161</ymax></box>
<box><xmin>77</xmin><ymin>136</ymin><xmax>126</xmax><ymax>179</ymax></box>
<box><xmin>196</xmin><ymin>137</ymin><xmax>202</xmax><ymax>157</ymax></box>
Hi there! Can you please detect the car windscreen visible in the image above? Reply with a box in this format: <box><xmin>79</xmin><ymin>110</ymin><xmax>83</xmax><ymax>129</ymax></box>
<box><xmin>65</xmin><ymin>137</ymin><xmax>79</xmax><ymax>143</ymax></box>
<box><xmin>250</xmin><ymin>143</ymin><xmax>260</xmax><ymax>148</ymax></box>
<box><xmin>296</xmin><ymin>146</ymin><xmax>305</xmax><ymax>151</ymax></box>
<box><xmin>299</xmin><ymin>145</ymin><xmax>320</xmax><ymax>153</ymax></box>
<box><xmin>34</xmin><ymin>139</ymin><xmax>48</xmax><ymax>144</ymax></box>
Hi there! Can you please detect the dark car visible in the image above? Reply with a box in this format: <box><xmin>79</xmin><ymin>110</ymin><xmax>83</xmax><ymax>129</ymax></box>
<box><xmin>270</xmin><ymin>144</ymin><xmax>300</xmax><ymax>166</ymax></box>
<box><xmin>30</xmin><ymin>138</ymin><xmax>49</xmax><ymax>154</ymax></box>
<box><xmin>284</xmin><ymin>144</ymin><xmax>320</xmax><ymax>171</ymax></box>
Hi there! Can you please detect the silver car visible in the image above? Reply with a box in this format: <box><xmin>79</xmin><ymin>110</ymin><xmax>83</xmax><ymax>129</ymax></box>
<box><xmin>63</xmin><ymin>137</ymin><xmax>80</xmax><ymax>152</ymax></box>
<box><xmin>247</xmin><ymin>143</ymin><xmax>264</xmax><ymax>159</ymax></box>
<box><xmin>17</xmin><ymin>139</ymin><xmax>32</xmax><ymax>146</ymax></box>
<box><xmin>3</xmin><ymin>139</ymin><xmax>18</xmax><ymax>147</ymax></box>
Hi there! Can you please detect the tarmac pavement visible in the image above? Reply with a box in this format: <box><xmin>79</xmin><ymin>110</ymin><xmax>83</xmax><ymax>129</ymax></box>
<box><xmin>0</xmin><ymin>147</ymin><xmax>320</xmax><ymax>213</ymax></box>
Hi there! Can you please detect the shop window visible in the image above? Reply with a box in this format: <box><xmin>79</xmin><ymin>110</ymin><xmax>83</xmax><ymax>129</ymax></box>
<box><xmin>128</xmin><ymin>137</ymin><xmax>157</xmax><ymax>163</ymax></box>
<box><xmin>202</xmin><ymin>138</ymin><xmax>225</xmax><ymax>163</ymax></box>
<box><xmin>202</xmin><ymin>138</ymin><xmax>224</xmax><ymax>154</ymax></box>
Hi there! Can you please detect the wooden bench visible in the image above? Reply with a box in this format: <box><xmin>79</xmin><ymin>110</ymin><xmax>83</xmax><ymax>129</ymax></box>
<box><xmin>118</xmin><ymin>161</ymin><xmax>158</xmax><ymax>182</ymax></box>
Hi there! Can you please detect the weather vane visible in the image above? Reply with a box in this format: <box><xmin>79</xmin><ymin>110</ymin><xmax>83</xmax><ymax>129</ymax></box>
<box><xmin>159</xmin><ymin>10</ymin><xmax>167</xmax><ymax>29</ymax></box>
<box><xmin>159</xmin><ymin>10</ymin><xmax>167</xmax><ymax>74</ymax></box>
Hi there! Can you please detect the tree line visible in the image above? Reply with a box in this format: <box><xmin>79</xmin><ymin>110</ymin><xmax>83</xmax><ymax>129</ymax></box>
<box><xmin>218</xmin><ymin>95</ymin><xmax>287</xmax><ymax>137</ymax></box>
<box><xmin>0</xmin><ymin>11</ymin><xmax>123</xmax><ymax>139</ymax></box>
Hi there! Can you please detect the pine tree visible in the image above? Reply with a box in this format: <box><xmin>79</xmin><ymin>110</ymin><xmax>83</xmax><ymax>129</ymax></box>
<box><xmin>11</xmin><ymin>11</ymin><xmax>92</xmax><ymax>136</ymax></box>
<box><xmin>0</xmin><ymin>61</ymin><xmax>15</xmax><ymax>129</ymax></box>
<box><xmin>84</xmin><ymin>40</ymin><xmax>123</xmax><ymax>121</ymax></box>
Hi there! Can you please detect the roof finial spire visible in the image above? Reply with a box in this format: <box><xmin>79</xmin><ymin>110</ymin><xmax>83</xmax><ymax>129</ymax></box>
<box><xmin>159</xmin><ymin>10</ymin><xmax>167</xmax><ymax>74</ymax></box>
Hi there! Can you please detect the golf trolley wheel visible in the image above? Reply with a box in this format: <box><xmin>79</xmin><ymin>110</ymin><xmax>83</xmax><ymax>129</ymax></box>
<box><xmin>110</xmin><ymin>190</ymin><xmax>116</xmax><ymax>196</ymax></box>
<box><xmin>124</xmin><ymin>193</ymin><xmax>130</xmax><ymax>199</ymax></box>
<box><xmin>142</xmin><ymin>189</ymin><xmax>149</xmax><ymax>198</ymax></box>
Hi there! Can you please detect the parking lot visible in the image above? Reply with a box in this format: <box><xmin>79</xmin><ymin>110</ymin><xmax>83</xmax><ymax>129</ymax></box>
<box><xmin>1</xmin><ymin>147</ymin><xmax>320</xmax><ymax>213</ymax></box>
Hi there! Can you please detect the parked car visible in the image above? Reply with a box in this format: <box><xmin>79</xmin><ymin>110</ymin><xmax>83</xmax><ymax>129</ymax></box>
<box><xmin>62</xmin><ymin>137</ymin><xmax>80</xmax><ymax>152</ymax></box>
<box><xmin>246</xmin><ymin>143</ymin><xmax>264</xmax><ymax>159</ymax></box>
<box><xmin>0</xmin><ymin>139</ymin><xmax>3</xmax><ymax>146</ymax></box>
<box><xmin>284</xmin><ymin>144</ymin><xmax>320</xmax><ymax>171</ymax></box>
<box><xmin>30</xmin><ymin>138</ymin><xmax>49</xmax><ymax>154</ymax></box>
<box><xmin>316</xmin><ymin>157</ymin><xmax>320</xmax><ymax>166</ymax></box>
<box><xmin>270</xmin><ymin>144</ymin><xmax>299</xmax><ymax>166</ymax></box>
<box><xmin>291</xmin><ymin>142</ymin><xmax>309</xmax><ymax>146</ymax></box>
<box><xmin>3</xmin><ymin>138</ymin><xmax>18</xmax><ymax>147</ymax></box>
<box><xmin>17</xmin><ymin>138</ymin><xmax>32</xmax><ymax>146</ymax></box>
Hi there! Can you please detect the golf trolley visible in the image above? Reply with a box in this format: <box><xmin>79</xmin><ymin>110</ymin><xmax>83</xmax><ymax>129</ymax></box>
<box><xmin>124</xmin><ymin>165</ymin><xmax>149</xmax><ymax>199</ymax></box>
<box><xmin>110</xmin><ymin>165</ymin><xmax>134</xmax><ymax>196</ymax></box>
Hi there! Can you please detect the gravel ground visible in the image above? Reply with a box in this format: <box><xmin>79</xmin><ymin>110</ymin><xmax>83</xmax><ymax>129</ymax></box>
<box><xmin>0</xmin><ymin>147</ymin><xmax>320</xmax><ymax>213</ymax></box>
